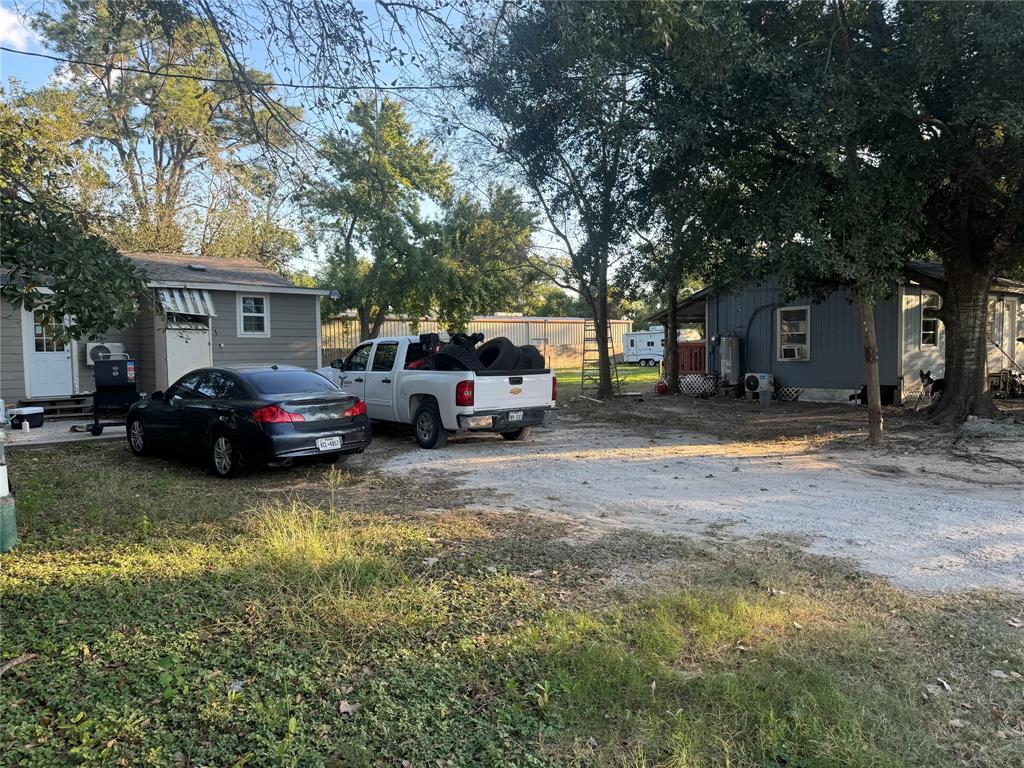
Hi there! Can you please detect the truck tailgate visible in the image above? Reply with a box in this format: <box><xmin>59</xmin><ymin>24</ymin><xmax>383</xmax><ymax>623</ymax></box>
<box><xmin>474</xmin><ymin>371</ymin><xmax>552</xmax><ymax>411</ymax></box>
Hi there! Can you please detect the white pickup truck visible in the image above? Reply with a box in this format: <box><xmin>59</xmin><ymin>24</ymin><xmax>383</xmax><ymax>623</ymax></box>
<box><xmin>317</xmin><ymin>335</ymin><xmax>557</xmax><ymax>448</ymax></box>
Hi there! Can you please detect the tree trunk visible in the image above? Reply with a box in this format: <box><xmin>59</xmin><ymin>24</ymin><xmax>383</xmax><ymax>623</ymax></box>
<box><xmin>928</xmin><ymin>263</ymin><xmax>999</xmax><ymax>423</ymax></box>
<box><xmin>594</xmin><ymin>281</ymin><xmax>613</xmax><ymax>399</ymax></box>
<box><xmin>357</xmin><ymin>307</ymin><xmax>371</xmax><ymax>342</ymax></box>
<box><xmin>855</xmin><ymin>291</ymin><xmax>883</xmax><ymax>445</ymax></box>
<box><xmin>664</xmin><ymin>287</ymin><xmax>681</xmax><ymax>395</ymax></box>
<box><xmin>369</xmin><ymin>307</ymin><xmax>388</xmax><ymax>339</ymax></box>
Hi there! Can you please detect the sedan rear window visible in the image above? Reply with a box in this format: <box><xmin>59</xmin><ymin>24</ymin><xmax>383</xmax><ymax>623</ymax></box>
<box><xmin>243</xmin><ymin>370</ymin><xmax>339</xmax><ymax>395</ymax></box>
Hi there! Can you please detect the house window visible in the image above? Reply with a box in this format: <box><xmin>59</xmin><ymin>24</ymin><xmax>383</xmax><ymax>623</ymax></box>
<box><xmin>237</xmin><ymin>294</ymin><xmax>270</xmax><ymax>337</ymax></box>
<box><xmin>777</xmin><ymin>306</ymin><xmax>810</xmax><ymax>361</ymax></box>
<box><xmin>922</xmin><ymin>292</ymin><xmax>941</xmax><ymax>346</ymax></box>
<box><xmin>32</xmin><ymin>310</ymin><xmax>66</xmax><ymax>352</ymax></box>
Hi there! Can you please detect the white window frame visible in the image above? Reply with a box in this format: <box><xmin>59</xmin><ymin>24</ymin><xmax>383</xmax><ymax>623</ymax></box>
<box><xmin>237</xmin><ymin>293</ymin><xmax>270</xmax><ymax>338</ymax></box>
<box><xmin>776</xmin><ymin>305</ymin><xmax>811</xmax><ymax>362</ymax></box>
<box><xmin>921</xmin><ymin>291</ymin><xmax>941</xmax><ymax>347</ymax></box>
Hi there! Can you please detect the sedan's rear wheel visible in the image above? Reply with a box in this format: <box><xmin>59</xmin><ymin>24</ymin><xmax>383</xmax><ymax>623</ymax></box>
<box><xmin>210</xmin><ymin>433</ymin><xmax>242</xmax><ymax>478</ymax></box>
<box><xmin>127</xmin><ymin>418</ymin><xmax>149</xmax><ymax>456</ymax></box>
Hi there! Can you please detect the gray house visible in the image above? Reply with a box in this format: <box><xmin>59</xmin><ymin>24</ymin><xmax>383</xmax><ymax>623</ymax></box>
<box><xmin>655</xmin><ymin>262</ymin><xmax>1024</xmax><ymax>404</ymax></box>
<box><xmin>1</xmin><ymin>252</ymin><xmax>328</xmax><ymax>408</ymax></box>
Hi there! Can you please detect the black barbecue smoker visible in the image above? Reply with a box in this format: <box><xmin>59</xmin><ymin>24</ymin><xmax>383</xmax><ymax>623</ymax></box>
<box><xmin>89</xmin><ymin>356</ymin><xmax>140</xmax><ymax>435</ymax></box>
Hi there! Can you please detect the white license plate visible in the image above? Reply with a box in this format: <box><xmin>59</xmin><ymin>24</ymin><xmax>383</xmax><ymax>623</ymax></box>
<box><xmin>316</xmin><ymin>436</ymin><xmax>342</xmax><ymax>451</ymax></box>
<box><xmin>508</xmin><ymin>411</ymin><xmax>523</xmax><ymax>422</ymax></box>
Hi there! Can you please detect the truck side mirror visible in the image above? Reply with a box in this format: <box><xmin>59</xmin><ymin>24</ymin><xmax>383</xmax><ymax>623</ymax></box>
<box><xmin>331</xmin><ymin>358</ymin><xmax>344</xmax><ymax>370</ymax></box>
<box><xmin>150</xmin><ymin>390</ymin><xmax>164</xmax><ymax>401</ymax></box>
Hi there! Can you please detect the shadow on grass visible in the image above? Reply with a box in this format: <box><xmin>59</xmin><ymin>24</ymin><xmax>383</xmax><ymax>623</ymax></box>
<box><xmin>5</xmin><ymin>518</ymin><xmax>1021</xmax><ymax>767</ymax></box>
<box><xmin>3</xmin><ymin>445</ymin><xmax>1022</xmax><ymax>767</ymax></box>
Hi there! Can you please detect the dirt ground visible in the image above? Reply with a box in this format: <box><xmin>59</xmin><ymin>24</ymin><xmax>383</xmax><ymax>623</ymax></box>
<box><xmin>376</xmin><ymin>396</ymin><xmax>1024</xmax><ymax>594</ymax></box>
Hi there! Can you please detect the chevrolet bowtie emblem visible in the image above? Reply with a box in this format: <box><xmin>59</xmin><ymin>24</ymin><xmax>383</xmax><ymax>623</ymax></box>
<box><xmin>510</xmin><ymin>387</ymin><xmax>522</xmax><ymax>395</ymax></box>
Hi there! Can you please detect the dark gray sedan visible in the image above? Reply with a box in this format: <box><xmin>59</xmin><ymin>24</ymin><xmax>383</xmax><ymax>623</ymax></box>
<box><xmin>126</xmin><ymin>365</ymin><xmax>371</xmax><ymax>477</ymax></box>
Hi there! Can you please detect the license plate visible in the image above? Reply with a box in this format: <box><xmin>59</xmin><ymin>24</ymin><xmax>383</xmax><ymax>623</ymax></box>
<box><xmin>508</xmin><ymin>411</ymin><xmax>523</xmax><ymax>422</ymax></box>
<box><xmin>316</xmin><ymin>436</ymin><xmax>342</xmax><ymax>451</ymax></box>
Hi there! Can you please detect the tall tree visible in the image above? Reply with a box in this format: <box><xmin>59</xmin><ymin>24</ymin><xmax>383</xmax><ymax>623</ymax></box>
<box><xmin>465</xmin><ymin>0</ymin><xmax>656</xmax><ymax>398</ymax></box>
<box><xmin>894</xmin><ymin>2</ymin><xmax>1024</xmax><ymax>422</ymax></box>
<box><xmin>427</xmin><ymin>185</ymin><xmax>541</xmax><ymax>329</ymax></box>
<box><xmin>647</xmin><ymin>0</ymin><xmax>921</xmax><ymax>440</ymax></box>
<box><xmin>309</xmin><ymin>98</ymin><xmax>453</xmax><ymax>340</ymax></box>
<box><xmin>1</xmin><ymin>102</ymin><xmax>149</xmax><ymax>339</ymax></box>
<box><xmin>31</xmin><ymin>0</ymin><xmax>298</xmax><ymax>252</ymax></box>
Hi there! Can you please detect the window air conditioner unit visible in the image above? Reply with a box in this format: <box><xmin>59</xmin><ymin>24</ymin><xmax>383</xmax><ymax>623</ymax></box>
<box><xmin>744</xmin><ymin>372</ymin><xmax>774</xmax><ymax>394</ymax></box>
<box><xmin>780</xmin><ymin>344</ymin><xmax>807</xmax><ymax>360</ymax></box>
<box><xmin>85</xmin><ymin>342</ymin><xmax>126</xmax><ymax>366</ymax></box>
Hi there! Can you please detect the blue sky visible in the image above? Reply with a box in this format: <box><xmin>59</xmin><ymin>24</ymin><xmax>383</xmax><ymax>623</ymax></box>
<box><xmin>0</xmin><ymin>2</ymin><xmax>55</xmax><ymax>87</ymax></box>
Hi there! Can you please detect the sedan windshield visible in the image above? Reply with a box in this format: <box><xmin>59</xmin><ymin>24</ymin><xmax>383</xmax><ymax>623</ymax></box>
<box><xmin>243</xmin><ymin>370</ymin><xmax>339</xmax><ymax>395</ymax></box>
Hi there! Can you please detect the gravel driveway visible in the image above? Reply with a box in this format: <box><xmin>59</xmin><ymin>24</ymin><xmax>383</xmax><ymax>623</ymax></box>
<box><xmin>381</xmin><ymin>419</ymin><xmax>1024</xmax><ymax>593</ymax></box>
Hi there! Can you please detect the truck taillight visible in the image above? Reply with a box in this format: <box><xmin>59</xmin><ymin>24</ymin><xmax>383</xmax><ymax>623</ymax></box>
<box><xmin>343</xmin><ymin>399</ymin><xmax>367</xmax><ymax>417</ymax></box>
<box><xmin>252</xmin><ymin>404</ymin><xmax>305</xmax><ymax>423</ymax></box>
<box><xmin>552</xmin><ymin>376</ymin><xmax>557</xmax><ymax>402</ymax></box>
<box><xmin>455</xmin><ymin>380</ymin><xmax>474</xmax><ymax>406</ymax></box>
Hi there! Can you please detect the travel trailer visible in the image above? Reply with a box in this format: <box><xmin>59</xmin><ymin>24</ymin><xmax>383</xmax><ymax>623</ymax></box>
<box><xmin>622</xmin><ymin>326</ymin><xmax>666</xmax><ymax>366</ymax></box>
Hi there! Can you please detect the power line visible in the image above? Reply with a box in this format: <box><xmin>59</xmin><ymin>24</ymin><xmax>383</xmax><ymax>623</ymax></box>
<box><xmin>0</xmin><ymin>46</ymin><xmax>467</xmax><ymax>92</ymax></box>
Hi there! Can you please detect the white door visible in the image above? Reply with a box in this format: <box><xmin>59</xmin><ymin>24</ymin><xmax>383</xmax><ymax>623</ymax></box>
<box><xmin>363</xmin><ymin>341</ymin><xmax>398</xmax><ymax>421</ymax></box>
<box><xmin>987</xmin><ymin>298</ymin><xmax>1017</xmax><ymax>373</ymax></box>
<box><xmin>24</xmin><ymin>309</ymin><xmax>73</xmax><ymax>397</ymax></box>
<box><xmin>165</xmin><ymin>328</ymin><xmax>212</xmax><ymax>385</ymax></box>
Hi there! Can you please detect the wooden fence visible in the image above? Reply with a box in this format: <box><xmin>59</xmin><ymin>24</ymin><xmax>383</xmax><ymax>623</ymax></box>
<box><xmin>322</xmin><ymin>315</ymin><xmax>633</xmax><ymax>369</ymax></box>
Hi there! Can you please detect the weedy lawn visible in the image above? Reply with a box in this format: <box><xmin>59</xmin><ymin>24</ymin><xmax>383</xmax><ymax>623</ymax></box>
<box><xmin>1</xmin><ymin>442</ymin><xmax>1021</xmax><ymax>767</ymax></box>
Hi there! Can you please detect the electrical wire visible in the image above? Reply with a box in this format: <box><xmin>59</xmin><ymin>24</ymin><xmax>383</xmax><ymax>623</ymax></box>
<box><xmin>0</xmin><ymin>45</ymin><xmax>467</xmax><ymax>91</ymax></box>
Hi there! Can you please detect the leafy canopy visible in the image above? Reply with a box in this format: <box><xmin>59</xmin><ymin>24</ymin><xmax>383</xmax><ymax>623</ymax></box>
<box><xmin>0</xmin><ymin>102</ymin><xmax>149</xmax><ymax>340</ymax></box>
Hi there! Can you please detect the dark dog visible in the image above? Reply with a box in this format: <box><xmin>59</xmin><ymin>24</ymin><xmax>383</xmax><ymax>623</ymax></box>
<box><xmin>916</xmin><ymin>369</ymin><xmax>944</xmax><ymax>410</ymax></box>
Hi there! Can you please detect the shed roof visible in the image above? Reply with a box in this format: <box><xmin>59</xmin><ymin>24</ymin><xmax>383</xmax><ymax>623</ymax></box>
<box><xmin>904</xmin><ymin>260</ymin><xmax>1024</xmax><ymax>294</ymax></box>
<box><xmin>124</xmin><ymin>252</ymin><xmax>296</xmax><ymax>289</ymax></box>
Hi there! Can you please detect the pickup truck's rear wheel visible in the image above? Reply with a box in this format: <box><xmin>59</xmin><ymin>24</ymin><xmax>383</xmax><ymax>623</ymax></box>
<box><xmin>413</xmin><ymin>403</ymin><xmax>448</xmax><ymax>449</ymax></box>
<box><xmin>500</xmin><ymin>426</ymin><xmax>532</xmax><ymax>441</ymax></box>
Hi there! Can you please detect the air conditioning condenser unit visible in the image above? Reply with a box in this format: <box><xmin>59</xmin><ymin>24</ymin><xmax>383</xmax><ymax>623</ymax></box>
<box><xmin>744</xmin><ymin>372</ymin><xmax>774</xmax><ymax>396</ymax></box>
<box><xmin>85</xmin><ymin>342</ymin><xmax>126</xmax><ymax>366</ymax></box>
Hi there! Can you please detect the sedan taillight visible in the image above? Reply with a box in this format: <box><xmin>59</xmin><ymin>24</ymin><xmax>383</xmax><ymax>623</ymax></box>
<box><xmin>252</xmin><ymin>404</ymin><xmax>305</xmax><ymax>423</ymax></box>
<box><xmin>552</xmin><ymin>376</ymin><xmax>557</xmax><ymax>402</ymax></box>
<box><xmin>455</xmin><ymin>380</ymin><xmax>474</xmax><ymax>407</ymax></box>
<box><xmin>343</xmin><ymin>399</ymin><xmax>367</xmax><ymax>417</ymax></box>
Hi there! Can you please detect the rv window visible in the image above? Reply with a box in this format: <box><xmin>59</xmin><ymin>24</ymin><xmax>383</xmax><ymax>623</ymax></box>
<box><xmin>777</xmin><ymin>306</ymin><xmax>810</xmax><ymax>361</ymax></box>
<box><xmin>629</xmin><ymin>339</ymin><xmax>635</xmax><ymax>347</ymax></box>
<box><xmin>647</xmin><ymin>340</ymin><xmax>655</xmax><ymax>347</ymax></box>
<box><xmin>922</xmin><ymin>292</ymin><xmax>941</xmax><ymax>347</ymax></box>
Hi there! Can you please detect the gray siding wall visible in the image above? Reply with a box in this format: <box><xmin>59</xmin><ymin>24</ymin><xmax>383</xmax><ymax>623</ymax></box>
<box><xmin>134</xmin><ymin>308</ymin><xmax>158</xmax><ymax>393</ymax></box>
<box><xmin>1</xmin><ymin>299</ymin><xmax>26</xmax><ymax>403</ymax></box>
<box><xmin>209</xmin><ymin>290</ymin><xmax>319</xmax><ymax>369</ymax></box>
<box><xmin>706</xmin><ymin>279</ymin><xmax>901</xmax><ymax>389</ymax></box>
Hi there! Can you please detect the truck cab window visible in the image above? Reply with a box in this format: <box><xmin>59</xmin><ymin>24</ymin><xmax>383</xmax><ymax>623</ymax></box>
<box><xmin>404</xmin><ymin>343</ymin><xmax>428</xmax><ymax>369</ymax></box>
<box><xmin>346</xmin><ymin>344</ymin><xmax>372</xmax><ymax>371</ymax></box>
<box><xmin>372</xmin><ymin>342</ymin><xmax>399</xmax><ymax>372</ymax></box>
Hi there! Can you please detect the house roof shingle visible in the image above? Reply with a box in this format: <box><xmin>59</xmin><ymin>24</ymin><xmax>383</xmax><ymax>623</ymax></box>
<box><xmin>123</xmin><ymin>252</ymin><xmax>296</xmax><ymax>289</ymax></box>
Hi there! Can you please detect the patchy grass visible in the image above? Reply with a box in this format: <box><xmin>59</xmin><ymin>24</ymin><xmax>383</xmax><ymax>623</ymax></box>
<box><xmin>554</xmin><ymin>365</ymin><xmax>663</xmax><ymax>399</ymax></box>
<box><xmin>1</xmin><ymin>442</ymin><xmax>1022</xmax><ymax>767</ymax></box>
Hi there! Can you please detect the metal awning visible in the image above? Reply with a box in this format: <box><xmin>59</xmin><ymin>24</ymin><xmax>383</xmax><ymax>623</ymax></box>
<box><xmin>156</xmin><ymin>287</ymin><xmax>217</xmax><ymax>317</ymax></box>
